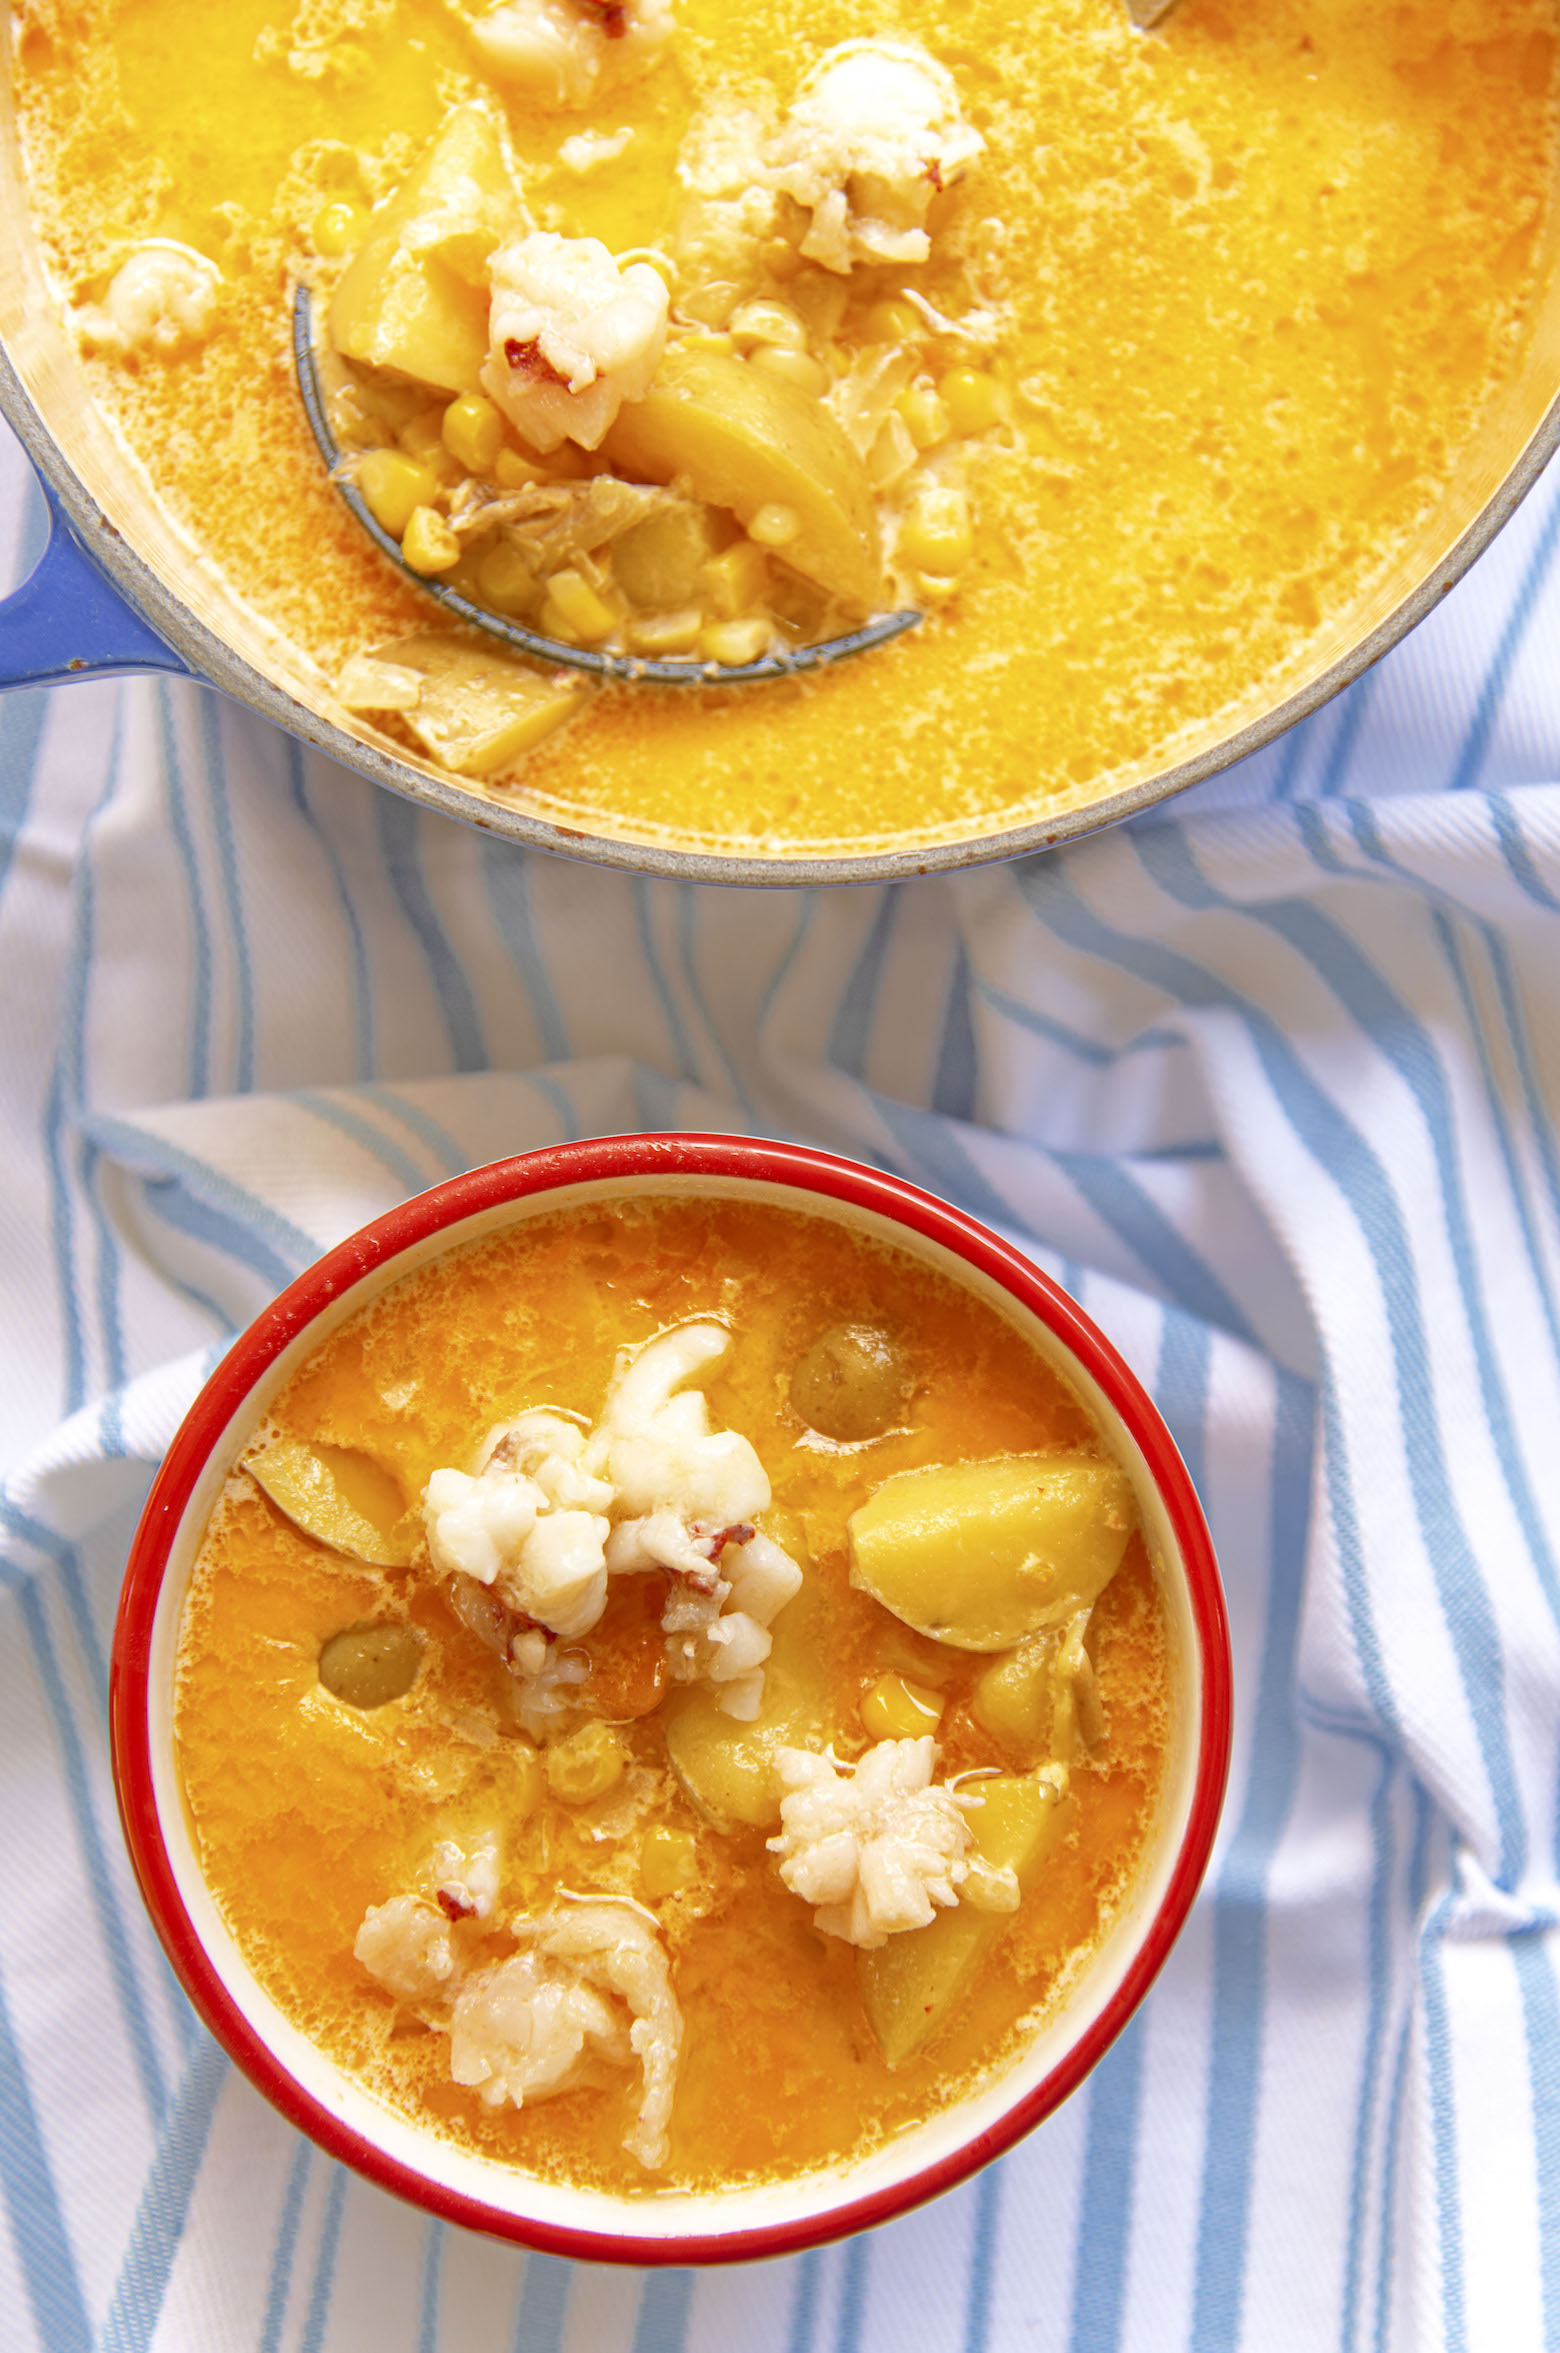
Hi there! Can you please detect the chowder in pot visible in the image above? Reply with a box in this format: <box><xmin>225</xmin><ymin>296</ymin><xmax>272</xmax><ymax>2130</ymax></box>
<box><xmin>8</xmin><ymin>0</ymin><xmax>1560</xmax><ymax>869</ymax></box>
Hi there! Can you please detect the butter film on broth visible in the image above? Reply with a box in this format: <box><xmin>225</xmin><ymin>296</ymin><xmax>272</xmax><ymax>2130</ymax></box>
<box><xmin>172</xmin><ymin>1194</ymin><xmax>1173</xmax><ymax>2193</ymax></box>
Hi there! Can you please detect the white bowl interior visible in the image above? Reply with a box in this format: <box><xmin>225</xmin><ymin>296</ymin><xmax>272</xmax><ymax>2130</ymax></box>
<box><xmin>143</xmin><ymin>1173</ymin><xmax>1209</xmax><ymax>2247</ymax></box>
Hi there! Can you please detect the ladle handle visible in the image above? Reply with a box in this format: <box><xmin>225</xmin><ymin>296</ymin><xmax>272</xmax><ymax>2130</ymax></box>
<box><xmin>0</xmin><ymin>475</ymin><xmax>189</xmax><ymax>689</ymax></box>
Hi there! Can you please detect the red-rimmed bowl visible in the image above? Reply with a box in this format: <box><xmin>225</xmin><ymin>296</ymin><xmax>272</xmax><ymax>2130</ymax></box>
<box><xmin>110</xmin><ymin>1133</ymin><xmax>1232</xmax><ymax>2266</ymax></box>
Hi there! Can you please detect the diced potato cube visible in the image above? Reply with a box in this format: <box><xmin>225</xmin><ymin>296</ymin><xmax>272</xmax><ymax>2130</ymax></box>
<box><xmin>613</xmin><ymin>505</ymin><xmax>721</xmax><ymax>611</ymax></box>
<box><xmin>330</xmin><ymin>106</ymin><xmax>523</xmax><ymax>393</ymax></box>
<box><xmin>640</xmin><ymin>1825</ymin><xmax>698</xmax><ymax>1899</ymax></box>
<box><xmin>971</xmin><ymin>1634</ymin><xmax>1054</xmax><ymax>1750</ymax></box>
<box><xmin>357</xmin><ymin>448</ymin><xmax>443</xmax><ymax>539</ymax></box>
<box><xmin>341</xmin><ymin>631</ymin><xmax>590</xmax><ymax>777</ymax></box>
<box><xmin>605</xmin><ymin>347</ymin><xmax>882</xmax><ymax>616</ymax></box>
<box><xmin>702</xmin><ymin>540</ymin><xmax>769</xmax><ymax>620</ymax></box>
<box><xmin>859</xmin><ymin>1773</ymin><xmax>1072</xmax><ymax>2067</ymax></box>
<box><xmin>474</xmin><ymin>538</ymin><xmax>541</xmax><ymax>617</ymax></box>
<box><xmin>545</xmin><ymin>1720</ymin><xmax>627</xmax><ymax>1803</ymax></box>
<box><xmin>848</xmin><ymin>1454</ymin><xmax>1137</xmax><ymax>1652</ymax></box>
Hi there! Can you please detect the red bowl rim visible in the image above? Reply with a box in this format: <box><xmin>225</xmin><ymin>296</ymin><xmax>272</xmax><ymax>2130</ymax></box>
<box><xmin>110</xmin><ymin>1132</ymin><xmax>1232</xmax><ymax>2268</ymax></box>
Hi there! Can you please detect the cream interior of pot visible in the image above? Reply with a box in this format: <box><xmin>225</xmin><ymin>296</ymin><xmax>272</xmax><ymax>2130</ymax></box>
<box><xmin>2</xmin><ymin>23</ymin><xmax>1558</xmax><ymax>879</ymax></box>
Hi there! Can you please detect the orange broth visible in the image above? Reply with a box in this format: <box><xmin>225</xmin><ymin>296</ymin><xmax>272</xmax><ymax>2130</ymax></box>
<box><xmin>173</xmin><ymin>1194</ymin><xmax>1171</xmax><ymax>2192</ymax></box>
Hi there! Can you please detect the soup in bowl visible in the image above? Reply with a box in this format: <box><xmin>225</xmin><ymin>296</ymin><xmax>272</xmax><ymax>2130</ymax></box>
<box><xmin>111</xmin><ymin>1134</ymin><xmax>1230</xmax><ymax>2261</ymax></box>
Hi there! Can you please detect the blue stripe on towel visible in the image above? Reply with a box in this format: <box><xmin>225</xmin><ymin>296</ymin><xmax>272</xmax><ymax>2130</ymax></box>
<box><xmin>377</xmin><ymin>796</ymin><xmax>488</xmax><ymax>1073</ymax></box>
<box><xmin>512</xmin><ymin>2249</ymin><xmax>571</xmax><ymax>2353</ymax></box>
<box><xmin>258</xmin><ymin>2141</ymin><xmax>313</xmax><ymax>2353</ymax></box>
<box><xmin>633</xmin><ymin>2268</ymin><xmax>694</xmax><ymax>2353</ymax></box>
<box><xmin>1449</xmin><ymin>489</ymin><xmax>1560</xmax><ymax>794</ymax></box>
<box><xmin>0</xmin><ymin>1950</ymin><xmax>91</xmax><ymax>2353</ymax></box>
<box><xmin>98</xmin><ymin>2037</ymin><xmax>227</xmax><ymax>2353</ymax></box>
<box><xmin>1070</xmin><ymin>2019</ymin><xmax>1145</xmax><ymax>2353</ymax></box>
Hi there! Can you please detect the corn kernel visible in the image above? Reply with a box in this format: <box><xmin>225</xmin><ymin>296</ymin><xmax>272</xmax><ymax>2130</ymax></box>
<box><xmin>749</xmin><ymin>346</ymin><xmax>829</xmax><ymax>399</ymax></box>
<box><xmin>898</xmin><ymin>383</ymin><xmax>952</xmax><ymax>452</ymax></box>
<box><xmin>357</xmin><ymin>448</ymin><xmax>441</xmax><ymax>539</ymax></box>
<box><xmin>677</xmin><ymin>330</ymin><xmax>736</xmax><ymax>357</ymax></box>
<box><xmin>443</xmin><ymin>392</ymin><xmax>505</xmax><ymax>476</ymax></box>
<box><xmin>863</xmin><ymin>297</ymin><xmax>922</xmax><ymax>344</ymax></box>
<box><xmin>730</xmin><ymin>297</ymin><xmax>809</xmax><ymax>353</ymax></box>
<box><xmin>640</xmin><ymin>1825</ymin><xmax>698</xmax><ymax>1898</ymax></box>
<box><xmin>701</xmin><ymin>617</ymin><xmax>772</xmax><ymax>667</ymax></box>
<box><xmin>941</xmin><ymin>367</ymin><xmax>1001</xmax><ymax>436</ymax></box>
<box><xmin>311</xmin><ymin>200</ymin><xmax>365</xmax><ymax>258</ymax></box>
<box><xmin>545</xmin><ymin>1721</ymin><xmax>627</xmax><ymax>1803</ymax></box>
<box><xmin>899</xmin><ymin>487</ymin><xmax>974</xmax><ymax>577</ymax></box>
<box><xmin>861</xmin><ymin>1672</ymin><xmax>945</xmax><ymax>1742</ymax></box>
<box><xmin>476</xmin><ymin>538</ymin><xmax>539</xmax><ymax>616</ymax></box>
<box><xmin>748</xmin><ymin>502</ymin><xmax>801</xmax><ymax>550</ymax></box>
<box><xmin>626</xmin><ymin>607</ymin><xmax>704</xmax><ymax>657</ymax></box>
<box><xmin>542</xmin><ymin>567</ymin><xmax>617</xmax><ymax>644</ymax></box>
<box><xmin>494</xmin><ymin>446</ymin><xmax>544</xmax><ymax>490</ymax></box>
<box><xmin>401</xmin><ymin>505</ymin><xmax>461</xmax><ymax>574</ymax></box>
<box><xmin>701</xmin><ymin>540</ymin><xmax>769</xmax><ymax>620</ymax></box>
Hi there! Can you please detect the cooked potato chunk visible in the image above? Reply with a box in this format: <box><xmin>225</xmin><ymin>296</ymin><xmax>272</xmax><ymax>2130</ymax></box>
<box><xmin>248</xmin><ymin>1438</ymin><xmax>416</xmax><ymax>1567</ymax></box>
<box><xmin>847</xmin><ymin>1453</ymin><xmax>1136</xmax><ymax>1651</ymax></box>
<box><xmin>605</xmin><ymin>346</ymin><xmax>882</xmax><ymax>616</ymax></box>
<box><xmin>330</xmin><ymin>106</ymin><xmax>524</xmax><ymax>394</ymax></box>
<box><xmin>339</xmin><ymin>634</ymin><xmax>589</xmax><ymax>777</ymax></box>
<box><xmin>858</xmin><ymin>1771</ymin><xmax>1071</xmax><ymax>2066</ymax></box>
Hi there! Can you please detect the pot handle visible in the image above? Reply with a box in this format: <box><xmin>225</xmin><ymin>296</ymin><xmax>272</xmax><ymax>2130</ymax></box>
<box><xmin>0</xmin><ymin>476</ymin><xmax>189</xmax><ymax>689</ymax></box>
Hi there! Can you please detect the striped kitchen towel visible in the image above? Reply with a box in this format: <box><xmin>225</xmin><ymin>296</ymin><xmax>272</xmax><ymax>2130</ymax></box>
<box><xmin>2</xmin><ymin>415</ymin><xmax>1560</xmax><ymax>2353</ymax></box>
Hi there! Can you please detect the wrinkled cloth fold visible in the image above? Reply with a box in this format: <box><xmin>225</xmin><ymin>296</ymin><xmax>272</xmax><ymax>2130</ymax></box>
<box><xmin>3</xmin><ymin>422</ymin><xmax>1560</xmax><ymax>2353</ymax></box>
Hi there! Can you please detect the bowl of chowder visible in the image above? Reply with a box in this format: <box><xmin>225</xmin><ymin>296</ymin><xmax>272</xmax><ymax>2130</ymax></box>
<box><xmin>4</xmin><ymin>2</ymin><xmax>1560</xmax><ymax>877</ymax></box>
<box><xmin>111</xmin><ymin>1133</ymin><xmax>1231</xmax><ymax>2263</ymax></box>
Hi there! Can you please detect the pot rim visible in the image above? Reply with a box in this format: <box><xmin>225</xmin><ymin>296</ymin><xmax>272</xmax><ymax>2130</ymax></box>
<box><xmin>110</xmin><ymin>1131</ymin><xmax>1233</xmax><ymax>2265</ymax></box>
<box><xmin>4</xmin><ymin>318</ymin><xmax>1559</xmax><ymax>885</ymax></box>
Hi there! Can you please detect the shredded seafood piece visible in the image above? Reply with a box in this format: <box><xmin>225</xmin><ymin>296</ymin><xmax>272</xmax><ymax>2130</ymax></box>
<box><xmin>514</xmin><ymin>1903</ymin><xmax>683</xmax><ymax>2168</ymax></box>
<box><xmin>768</xmin><ymin>1737</ymin><xmax>976</xmax><ymax>1948</ymax></box>
<box><xmin>482</xmin><ymin>232</ymin><xmax>670</xmax><ymax>452</ymax></box>
<box><xmin>471</xmin><ymin>0</ymin><xmax>673</xmax><ymax>107</ymax></box>
<box><xmin>428</xmin><ymin>1325</ymin><xmax>799</xmax><ymax>1714</ymax></box>
<box><xmin>588</xmin><ymin>1324</ymin><xmax>771</xmax><ymax>1525</ymax></box>
<box><xmin>353</xmin><ymin>1863</ymin><xmax>681</xmax><ymax>2169</ymax></box>
<box><xmin>450</xmin><ymin>1949</ymin><xmax>628</xmax><ymax>2106</ymax></box>
<box><xmin>75</xmin><ymin>240</ymin><xmax>221</xmax><ymax>357</ymax></box>
<box><xmin>423</xmin><ymin>1456</ymin><xmax>609</xmax><ymax>1638</ymax></box>
<box><xmin>765</xmin><ymin>40</ymin><xmax>984</xmax><ymax>275</ymax></box>
<box><xmin>353</xmin><ymin>1894</ymin><xmax>458</xmax><ymax>2003</ymax></box>
<box><xmin>431</xmin><ymin>1829</ymin><xmax>501</xmax><ymax>1921</ymax></box>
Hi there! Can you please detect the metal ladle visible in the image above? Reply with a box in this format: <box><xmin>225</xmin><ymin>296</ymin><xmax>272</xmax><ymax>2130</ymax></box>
<box><xmin>293</xmin><ymin>287</ymin><xmax>922</xmax><ymax>687</ymax></box>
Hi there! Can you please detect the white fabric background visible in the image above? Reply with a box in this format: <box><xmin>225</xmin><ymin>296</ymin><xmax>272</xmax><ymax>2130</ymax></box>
<box><xmin>3</xmin><ymin>414</ymin><xmax>1560</xmax><ymax>2353</ymax></box>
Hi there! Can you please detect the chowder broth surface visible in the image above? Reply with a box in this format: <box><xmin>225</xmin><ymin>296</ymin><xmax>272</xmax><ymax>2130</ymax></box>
<box><xmin>13</xmin><ymin>0</ymin><xmax>1560</xmax><ymax>856</ymax></box>
<box><xmin>173</xmin><ymin>1196</ymin><xmax>1171</xmax><ymax>2192</ymax></box>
